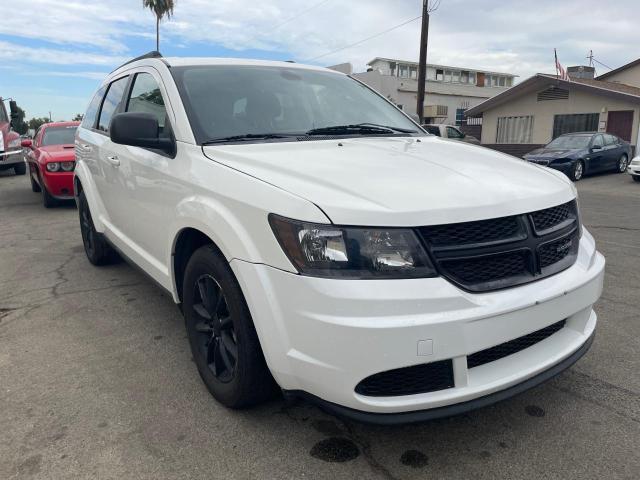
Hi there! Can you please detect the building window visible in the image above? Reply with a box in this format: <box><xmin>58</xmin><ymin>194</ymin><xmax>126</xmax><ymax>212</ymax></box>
<box><xmin>484</xmin><ymin>74</ymin><xmax>492</xmax><ymax>87</ymax></box>
<box><xmin>461</xmin><ymin>71</ymin><xmax>469</xmax><ymax>83</ymax></box>
<box><xmin>436</xmin><ymin>69</ymin><xmax>444</xmax><ymax>81</ymax></box>
<box><xmin>399</xmin><ymin>64</ymin><xmax>409</xmax><ymax>78</ymax></box>
<box><xmin>498</xmin><ymin>76</ymin><xmax>506</xmax><ymax>87</ymax></box>
<box><xmin>409</xmin><ymin>67</ymin><xmax>417</xmax><ymax>79</ymax></box>
<box><xmin>552</xmin><ymin>113</ymin><xmax>599</xmax><ymax>138</ymax></box>
<box><xmin>496</xmin><ymin>116</ymin><xmax>534</xmax><ymax>143</ymax></box>
<box><xmin>444</xmin><ymin>70</ymin><xmax>452</xmax><ymax>82</ymax></box>
<box><xmin>469</xmin><ymin>72</ymin><xmax>476</xmax><ymax>85</ymax></box>
<box><xmin>427</xmin><ymin>67</ymin><xmax>436</xmax><ymax>80</ymax></box>
<box><xmin>456</xmin><ymin>108</ymin><xmax>466</xmax><ymax>126</ymax></box>
<box><xmin>506</xmin><ymin>77</ymin><xmax>513</xmax><ymax>87</ymax></box>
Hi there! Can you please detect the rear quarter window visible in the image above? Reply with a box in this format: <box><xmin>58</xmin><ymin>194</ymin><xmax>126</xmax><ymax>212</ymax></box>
<box><xmin>97</xmin><ymin>76</ymin><xmax>129</xmax><ymax>133</ymax></box>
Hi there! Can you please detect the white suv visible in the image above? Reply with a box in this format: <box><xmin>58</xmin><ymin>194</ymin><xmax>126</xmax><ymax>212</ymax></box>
<box><xmin>74</xmin><ymin>53</ymin><xmax>604</xmax><ymax>424</ymax></box>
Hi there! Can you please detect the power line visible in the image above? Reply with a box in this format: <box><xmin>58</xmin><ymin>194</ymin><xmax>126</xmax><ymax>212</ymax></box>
<box><xmin>305</xmin><ymin>14</ymin><xmax>423</xmax><ymax>62</ymax></box>
<box><xmin>269</xmin><ymin>0</ymin><xmax>332</xmax><ymax>33</ymax></box>
<box><xmin>592</xmin><ymin>57</ymin><xmax>613</xmax><ymax>71</ymax></box>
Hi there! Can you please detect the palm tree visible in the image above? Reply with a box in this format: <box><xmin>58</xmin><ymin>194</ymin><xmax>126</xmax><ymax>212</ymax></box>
<box><xmin>142</xmin><ymin>0</ymin><xmax>175</xmax><ymax>52</ymax></box>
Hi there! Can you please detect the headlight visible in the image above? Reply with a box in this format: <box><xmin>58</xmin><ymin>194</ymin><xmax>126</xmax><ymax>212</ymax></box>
<box><xmin>269</xmin><ymin>214</ymin><xmax>437</xmax><ymax>278</ymax></box>
<box><xmin>46</xmin><ymin>162</ymin><xmax>60</xmax><ymax>172</ymax></box>
<box><xmin>630</xmin><ymin>157</ymin><xmax>640</xmax><ymax>166</ymax></box>
<box><xmin>60</xmin><ymin>161</ymin><xmax>75</xmax><ymax>171</ymax></box>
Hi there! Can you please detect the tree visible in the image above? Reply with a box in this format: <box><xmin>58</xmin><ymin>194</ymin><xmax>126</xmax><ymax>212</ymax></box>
<box><xmin>142</xmin><ymin>0</ymin><xmax>175</xmax><ymax>52</ymax></box>
<box><xmin>27</xmin><ymin>117</ymin><xmax>50</xmax><ymax>132</ymax></box>
<box><xmin>72</xmin><ymin>113</ymin><xmax>84</xmax><ymax>121</ymax></box>
<box><xmin>11</xmin><ymin>105</ymin><xmax>28</xmax><ymax>135</ymax></box>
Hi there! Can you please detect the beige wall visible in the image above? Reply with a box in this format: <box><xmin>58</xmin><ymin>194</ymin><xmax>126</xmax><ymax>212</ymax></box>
<box><xmin>602</xmin><ymin>63</ymin><xmax>640</xmax><ymax>88</ymax></box>
<box><xmin>480</xmin><ymin>88</ymin><xmax>640</xmax><ymax>147</ymax></box>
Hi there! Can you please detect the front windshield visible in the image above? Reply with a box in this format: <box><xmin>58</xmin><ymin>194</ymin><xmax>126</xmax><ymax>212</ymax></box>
<box><xmin>42</xmin><ymin>126</ymin><xmax>77</xmax><ymax>146</ymax></box>
<box><xmin>171</xmin><ymin>65</ymin><xmax>421</xmax><ymax>143</ymax></box>
<box><xmin>546</xmin><ymin>135</ymin><xmax>591</xmax><ymax>149</ymax></box>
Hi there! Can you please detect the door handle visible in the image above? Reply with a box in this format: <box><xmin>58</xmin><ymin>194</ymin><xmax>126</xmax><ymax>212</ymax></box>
<box><xmin>106</xmin><ymin>155</ymin><xmax>120</xmax><ymax>167</ymax></box>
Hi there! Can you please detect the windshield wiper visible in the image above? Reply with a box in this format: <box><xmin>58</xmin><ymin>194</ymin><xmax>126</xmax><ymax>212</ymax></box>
<box><xmin>202</xmin><ymin>133</ymin><xmax>300</xmax><ymax>145</ymax></box>
<box><xmin>305</xmin><ymin>123</ymin><xmax>417</xmax><ymax>136</ymax></box>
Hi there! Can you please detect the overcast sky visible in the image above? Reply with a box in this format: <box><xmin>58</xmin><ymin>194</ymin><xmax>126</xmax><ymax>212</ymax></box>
<box><xmin>1</xmin><ymin>0</ymin><xmax>638</xmax><ymax>120</ymax></box>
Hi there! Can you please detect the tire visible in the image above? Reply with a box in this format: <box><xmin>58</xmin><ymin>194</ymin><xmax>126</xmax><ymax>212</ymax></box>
<box><xmin>78</xmin><ymin>190</ymin><xmax>117</xmax><ymax>265</ymax></box>
<box><xmin>633</xmin><ymin>176</ymin><xmax>640</xmax><ymax>183</ymax></box>
<box><xmin>183</xmin><ymin>245</ymin><xmax>278</xmax><ymax>408</ymax></box>
<box><xmin>616</xmin><ymin>154</ymin><xmax>629</xmax><ymax>173</ymax></box>
<box><xmin>42</xmin><ymin>186</ymin><xmax>57</xmax><ymax>208</ymax></box>
<box><xmin>13</xmin><ymin>163</ymin><xmax>26</xmax><ymax>175</ymax></box>
<box><xmin>30</xmin><ymin>174</ymin><xmax>41</xmax><ymax>193</ymax></box>
<box><xmin>569</xmin><ymin>160</ymin><xmax>584</xmax><ymax>181</ymax></box>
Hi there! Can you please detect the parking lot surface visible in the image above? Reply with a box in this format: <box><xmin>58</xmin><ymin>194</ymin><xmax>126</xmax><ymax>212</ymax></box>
<box><xmin>1</xmin><ymin>170</ymin><xmax>639</xmax><ymax>480</ymax></box>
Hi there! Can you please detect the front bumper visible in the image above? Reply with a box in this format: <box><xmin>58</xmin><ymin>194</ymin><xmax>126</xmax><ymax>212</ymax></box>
<box><xmin>42</xmin><ymin>170</ymin><xmax>74</xmax><ymax>199</ymax></box>
<box><xmin>628</xmin><ymin>164</ymin><xmax>640</xmax><ymax>177</ymax></box>
<box><xmin>231</xmin><ymin>228</ymin><xmax>604</xmax><ymax>419</ymax></box>
<box><xmin>0</xmin><ymin>150</ymin><xmax>24</xmax><ymax>169</ymax></box>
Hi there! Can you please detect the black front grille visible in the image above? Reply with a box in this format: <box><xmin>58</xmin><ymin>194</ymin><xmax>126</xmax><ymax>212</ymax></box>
<box><xmin>420</xmin><ymin>216</ymin><xmax>522</xmax><ymax>246</ymax></box>
<box><xmin>355</xmin><ymin>359</ymin><xmax>454</xmax><ymax>397</ymax></box>
<box><xmin>418</xmin><ymin>201</ymin><xmax>579</xmax><ymax>292</ymax></box>
<box><xmin>441</xmin><ymin>251</ymin><xmax>528</xmax><ymax>285</ymax></box>
<box><xmin>467</xmin><ymin>320</ymin><xmax>566</xmax><ymax>369</ymax></box>
<box><xmin>530</xmin><ymin>201</ymin><xmax>576</xmax><ymax>234</ymax></box>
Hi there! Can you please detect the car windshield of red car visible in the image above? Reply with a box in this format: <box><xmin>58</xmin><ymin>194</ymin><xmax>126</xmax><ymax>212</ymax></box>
<box><xmin>42</xmin><ymin>126</ymin><xmax>77</xmax><ymax>146</ymax></box>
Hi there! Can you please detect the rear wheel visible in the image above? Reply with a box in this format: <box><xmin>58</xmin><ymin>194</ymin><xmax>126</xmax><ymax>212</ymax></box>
<box><xmin>78</xmin><ymin>190</ymin><xmax>117</xmax><ymax>265</ymax></box>
<box><xmin>617</xmin><ymin>154</ymin><xmax>629</xmax><ymax>173</ymax></box>
<box><xmin>13</xmin><ymin>163</ymin><xmax>26</xmax><ymax>175</ymax></box>
<box><xmin>569</xmin><ymin>160</ymin><xmax>584</xmax><ymax>181</ymax></box>
<box><xmin>183</xmin><ymin>245</ymin><xmax>278</xmax><ymax>408</ymax></box>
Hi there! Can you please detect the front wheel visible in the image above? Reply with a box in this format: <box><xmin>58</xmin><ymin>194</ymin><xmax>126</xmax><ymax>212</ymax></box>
<box><xmin>569</xmin><ymin>160</ymin><xmax>584</xmax><ymax>181</ymax></box>
<box><xmin>42</xmin><ymin>186</ymin><xmax>57</xmax><ymax>208</ymax></box>
<box><xmin>617</xmin><ymin>154</ymin><xmax>629</xmax><ymax>173</ymax></box>
<box><xmin>183</xmin><ymin>245</ymin><xmax>278</xmax><ymax>408</ymax></box>
<box><xmin>30</xmin><ymin>174</ymin><xmax>41</xmax><ymax>192</ymax></box>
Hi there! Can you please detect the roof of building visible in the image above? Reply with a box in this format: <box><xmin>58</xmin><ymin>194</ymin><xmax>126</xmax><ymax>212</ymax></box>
<box><xmin>465</xmin><ymin>74</ymin><xmax>640</xmax><ymax>116</ymax></box>
<box><xmin>596</xmin><ymin>57</ymin><xmax>640</xmax><ymax>81</ymax></box>
<box><xmin>367</xmin><ymin>57</ymin><xmax>517</xmax><ymax>77</ymax></box>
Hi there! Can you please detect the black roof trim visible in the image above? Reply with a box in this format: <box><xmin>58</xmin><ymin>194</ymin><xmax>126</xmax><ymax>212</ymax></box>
<box><xmin>110</xmin><ymin>51</ymin><xmax>163</xmax><ymax>73</ymax></box>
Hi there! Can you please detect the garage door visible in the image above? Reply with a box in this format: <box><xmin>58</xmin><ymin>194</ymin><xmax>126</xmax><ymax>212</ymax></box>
<box><xmin>607</xmin><ymin>110</ymin><xmax>634</xmax><ymax>142</ymax></box>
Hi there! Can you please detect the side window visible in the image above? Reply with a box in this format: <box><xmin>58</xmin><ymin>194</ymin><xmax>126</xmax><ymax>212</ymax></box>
<box><xmin>34</xmin><ymin>128</ymin><xmax>43</xmax><ymax>147</ymax></box>
<box><xmin>592</xmin><ymin>134</ymin><xmax>604</xmax><ymax>148</ymax></box>
<box><xmin>447</xmin><ymin>126</ymin><xmax>464</xmax><ymax>139</ymax></box>
<box><xmin>97</xmin><ymin>76</ymin><xmax>129</xmax><ymax>133</ymax></box>
<box><xmin>425</xmin><ymin>126</ymin><xmax>441</xmax><ymax>136</ymax></box>
<box><xmin>0</xmin><ymin>103</ymin><xmax>8</xmax><ymax>123</ymax></box>
<box><xmin>126</xmin><ymin>73</ymin><xmax>168</xmax><ymax>131</ymax></box>
<box><xmin>603</xmin><ymin>134</ymin><xmax>616</xmax><ymax>145</ymax></box>
<box><xmin>81</xmin><ymin>86</ymin><xmax>107</xmax><ymax>129</ymax></box>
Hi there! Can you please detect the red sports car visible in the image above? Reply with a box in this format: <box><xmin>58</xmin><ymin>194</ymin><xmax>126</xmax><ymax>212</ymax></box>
<box><xmin>23</xmin><ymin>121</ymin><xmax>80</xmax><ymax>207</ymax></box>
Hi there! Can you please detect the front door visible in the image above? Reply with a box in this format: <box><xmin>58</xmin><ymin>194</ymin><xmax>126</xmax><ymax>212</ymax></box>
<box><xmin>607</xmin><ymin>110</ymin><xmax>634</xmax><ymax>142</ymax></box>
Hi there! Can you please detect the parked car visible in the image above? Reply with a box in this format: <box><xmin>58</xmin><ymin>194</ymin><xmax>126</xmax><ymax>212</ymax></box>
<box><xmin>74</xmin><ymin>53</ymin><xmax>604</xmax><ymax>424</ymax></box>
<box><xmin>23</xmin><ymin>121</ymin><xmax>79</xmax><ymax>207</ymax></box>
<box><xmin>0</xmin><ymin>99</ymin><xmax>26</xmax><ymax>176</ymax></box>
<box><xmin>422</xmin><ymin>124</ymin><xmax>480</xmax><ymax>144</ymax></box>
<box><xmin>628</xmin><ymin>155</ymin><xmax>640</xmax><ymax>182</ymax></box>
<box><xmin>523</xmin><ymin>132</ymin><xmax>631</xmax><ymax>181</ymax></box>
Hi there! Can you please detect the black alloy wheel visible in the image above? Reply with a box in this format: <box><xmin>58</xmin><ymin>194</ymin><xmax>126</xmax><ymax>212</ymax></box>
<box><xmin>191</xmin><ymin>274</ymin><xmax>238</xmax><ymax>383</ymax></box>
<box><xmin>78</xmin><ymin>190</ymin><xmax>117</xmax><ymax>265</ymax></box>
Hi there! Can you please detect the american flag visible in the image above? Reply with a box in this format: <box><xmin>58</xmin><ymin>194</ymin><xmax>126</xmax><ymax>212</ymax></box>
<box><xmin>555</xmin><ymin>49</ymin><xmax>570</xmax><ymax>81</ymax></box>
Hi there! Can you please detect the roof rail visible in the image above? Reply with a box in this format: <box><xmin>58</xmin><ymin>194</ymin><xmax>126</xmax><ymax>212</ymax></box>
<box><xmin>111</xmin><ymin>51</ymin><xmax>163</xmax><ymax>73</ymax></box>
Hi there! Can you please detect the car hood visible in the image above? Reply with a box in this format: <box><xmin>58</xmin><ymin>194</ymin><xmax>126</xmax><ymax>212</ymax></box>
<box><xmin>203</xmin><ymin>136</ymin><xmax>575</xmax><ymax>226</ymax></box>
<box><xmin>40</xmin><ymin>144</ymin><xmax>76</xmax><ymax>161</ymax></box>
<box><xmin>525</xmin><ymin>147</ymin><xmax>582</xmax><ymax>159</ymax></box>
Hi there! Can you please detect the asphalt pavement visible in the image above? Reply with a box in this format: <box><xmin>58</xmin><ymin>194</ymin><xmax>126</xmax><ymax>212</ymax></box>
<box><xmin>1</xmin><ymin>168</ymin><xmax>638</xmax><ymax>480</ymax></box>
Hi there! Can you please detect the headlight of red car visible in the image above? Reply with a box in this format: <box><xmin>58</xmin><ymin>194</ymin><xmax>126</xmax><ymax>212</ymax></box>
<box><xmin>46</xmin><ymin>162</ymin><xmax>60</xmax><ymax>172</ymax></box>
<box><xmin>60</xmin><ymin>161</ymin><xmax>75</xmax><ymax>171</ymax></box>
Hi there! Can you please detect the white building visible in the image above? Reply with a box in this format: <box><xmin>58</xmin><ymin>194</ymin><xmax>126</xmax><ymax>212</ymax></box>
<box><xmin>334</xmin><ymin>57</ymin><xmax>517</xmax><ymax>125</ymax></box>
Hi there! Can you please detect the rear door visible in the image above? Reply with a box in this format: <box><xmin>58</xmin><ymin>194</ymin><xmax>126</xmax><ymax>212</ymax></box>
<box><xmin>603</xmin><ymin>133</ymin><xmax>621</xmax><ymax>169</ymax></box>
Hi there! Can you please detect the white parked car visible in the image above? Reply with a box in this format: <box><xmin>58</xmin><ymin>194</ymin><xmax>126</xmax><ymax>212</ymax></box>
<box><xmin>422</xmin><ymin>123</ymin><xmax>481</xmax><ymax>144</ymax></box>
<box><xmin>74</xmin><ymin>53</ymin><xmax>604</xmax><ymax>424</ymax></box>
<box><xmin>628</xmin><ymin>155</ymin><xmax>640</xmax><ymax>182</ymax></box>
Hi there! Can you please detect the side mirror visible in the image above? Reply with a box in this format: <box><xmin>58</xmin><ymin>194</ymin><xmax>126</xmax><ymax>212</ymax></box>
<box><xmin>21</xmin><ymin>139</ymin><xmax>32</xmax><ymax>148</ymax></box>
<box><xmin>110</xmin><ymin>112</ymin><xmax>174</xmax><ymax>154</ymax></box>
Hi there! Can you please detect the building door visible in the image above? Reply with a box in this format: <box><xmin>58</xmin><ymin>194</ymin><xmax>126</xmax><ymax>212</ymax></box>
<box><xmin>476</xmin><ymin>72</ymin><xmax>485</xmax><ymax>87</ymax></box>
<box><xmin>607</xmin><ymin>110</ymin><xmax>634</xmax><ymax>142</ymax></box>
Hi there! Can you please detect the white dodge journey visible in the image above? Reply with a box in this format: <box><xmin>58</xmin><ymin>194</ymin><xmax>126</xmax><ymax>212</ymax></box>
<box><xmin>74</xmin><ymin>52</ymin><xmax>604</xmax><ymax>424</ymax></box>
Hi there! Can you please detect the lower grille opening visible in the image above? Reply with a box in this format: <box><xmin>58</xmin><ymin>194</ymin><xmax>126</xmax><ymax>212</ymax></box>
<box><xmin>467</xmin><ymin>320</ymin><xmax>567</xmax><ymax>369</ymax></box>
<box><xmin>355</xmin><ymin>359</ymin><xmax>454</xmax><ymax>397</ymax></box>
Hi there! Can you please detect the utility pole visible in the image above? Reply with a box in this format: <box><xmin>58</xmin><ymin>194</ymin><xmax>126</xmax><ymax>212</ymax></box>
<box><xmin>416</xmin><ymin>1</ymin><xmax>440</xmax><ymax>123</ymax></box>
